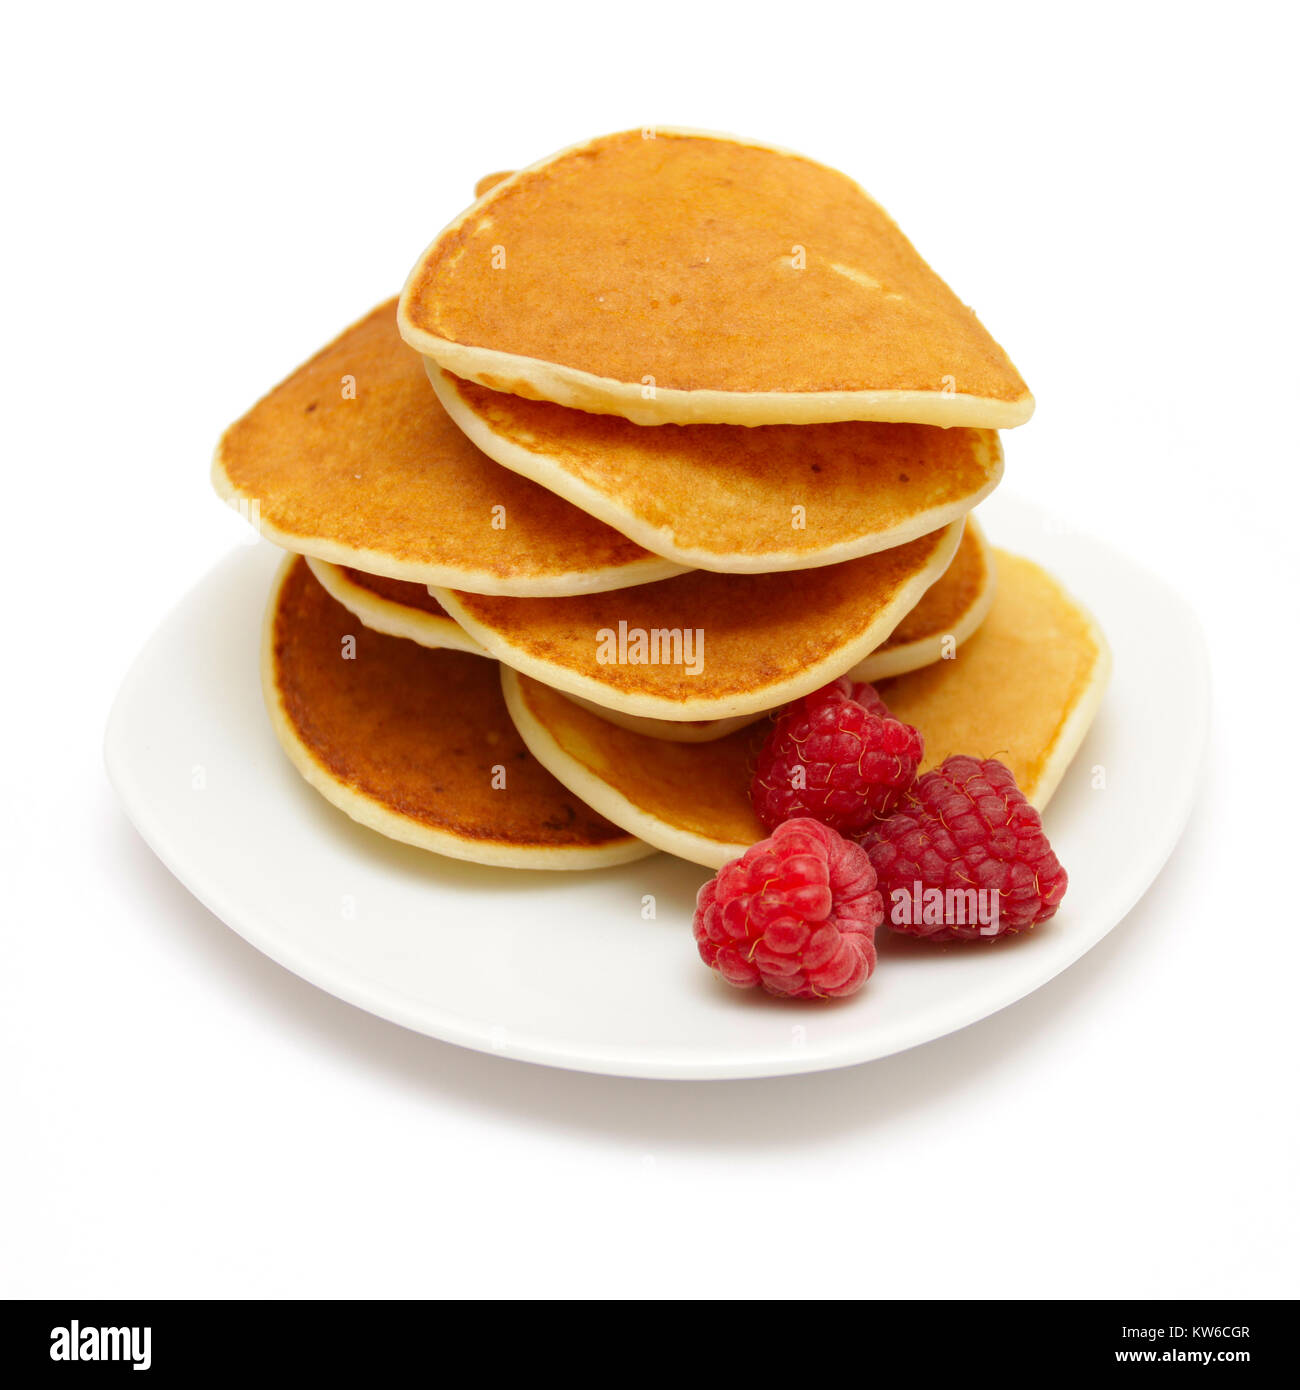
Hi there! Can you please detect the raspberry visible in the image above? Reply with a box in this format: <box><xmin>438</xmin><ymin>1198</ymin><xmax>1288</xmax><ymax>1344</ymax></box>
<box><xmin>863</xmin><ymin>756</ymin><xmax>1068</xmax><ymax>942</ymax></box>
<box><xmin>693</xmin><ymin>817</ymin><xmax>882</xmax><ymax>999</ymax></box>
<box><xmin>751</xmin><ymin>678</ymin><xmax>923</xmax><ymax>838</ymax></box>
<box><xmin>842</xmin><ymin>679</ymin><xmax>892</xmax><ymax>720</ymax></box>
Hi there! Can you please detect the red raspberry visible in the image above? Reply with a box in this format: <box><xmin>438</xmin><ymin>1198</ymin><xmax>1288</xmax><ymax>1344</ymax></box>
<box><xmin>863</xmin><ymin>756</ymin><xmax>1068</xmax><ymax>942</ymax></box>
<box><xmin>842</xmin><ymin>679</ymin><xmax>892</xmax><ymax>720</ymax></box>
<box><xmin>751</xmin><ymin>678</ymin><xmax>923</xmax><ymax>838</ymax></box>
<box><xmin>693</xmin><ymin>817</ymin><xmax>882</xmax><ymax>999</ymax></box>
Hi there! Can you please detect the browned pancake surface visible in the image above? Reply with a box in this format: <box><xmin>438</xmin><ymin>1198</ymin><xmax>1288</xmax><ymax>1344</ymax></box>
<box><xmin>217</xmin><ymin>300</ymin><xmax>656</xmax><ymax>586</ymax></box>
<box><xmin>448</xmin><ymin>372</ymin><xmax>1000</xmax><ymax>561</ymax></box>
<box><xmin>406</xmin><ymin>131</ymin><xmax>1028</xmax><ymax>401</ymax></box>
<box><xmin>443</xmin><ymin>526</ymin><xmax>954</xmax><ymax>704</ymax></box>
<box><xmin>517</xmin><ymin>675</ymin><xmax>767</xmax><ymax>846</ymax></box>
<box><xmin>507</xmin><ymin>549</ymin><xmax>1105</xmax><ymax>857</ymax></box>
<box><xmin>271</xmin><ymin>557</ymin><xmax>629</xmax><ymax>849</ymax></box>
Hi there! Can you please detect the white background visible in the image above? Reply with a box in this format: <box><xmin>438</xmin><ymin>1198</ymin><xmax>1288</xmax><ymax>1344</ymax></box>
<box><xmin>3</xmin><ymin>1</ymin><xmax>1297</xmax><ymax>1298</ymax></box>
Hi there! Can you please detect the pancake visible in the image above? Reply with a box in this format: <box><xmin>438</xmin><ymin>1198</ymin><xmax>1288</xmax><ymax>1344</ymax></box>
<box><xmin>501</xmin><ymin>549</ymin><xmax>1109</xmax><ymax>868</ymax></box>
<box><xmin>429</xmin><ymin>364</ymin><xmax>1003</xmax><ymax>571</ymax></box>
<box><xmin>214</xmin><ymin>300</ymin><xmax>682</xmax><ymax>596</ymax></box>
<box><xmin>305</xmin><ymin>557</ymin><xmax>487</xmax><ymax>655</ymax></box>
<box><xmin>305</xmin><ymin>555</ymin><xmax>755</xmax><ymax>743</ymax></box>
<box><xmin>262</xmin><ymin>555</ymin><xmax>651</xmax><ymax>869</ymax></box>
<box><xmin>503</xmin><ymin>666</ymin><xmax>765</xmax><ymax>870</ymax></box>
<box><xmin>557</xmin><ymin>521</ymin><xmax>994</xmax><ymax>738</ymax></box>
<box><xmin>433</xmin><ymin>520</ymin><xmax>963</xmax><ymax>721</ymax></box>
<box><xmin>851</xmin><ymin>517</ymin><xmax>995</xmax><ymax>681</ymax></box>
<box><xmin>399</xmin><ymin>129</ymin><xmax>1032</xmax><ymax>428</ymax></box>
<box><xmin>874</xmin><ymin>550</ymin><xmax>1111</xmax><ymax>809</ymax></box>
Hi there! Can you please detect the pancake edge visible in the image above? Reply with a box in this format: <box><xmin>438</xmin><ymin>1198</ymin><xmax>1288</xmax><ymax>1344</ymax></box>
<box><xmin>502</xmin><ymin>549</ymin><xmax>1113</xmax><ymax>867</ymax></box>
<box><xmin>564</xmin><ymin>692</ymin><xmax>766</xmax><ymax>744</ymax></box>
<box><xmin>428</xmin><ymin>362</ymin><xmax>1005</xmax><ymax>571</ymax></box>
<box><xmin>305</xmin><ymin>556</ymin><xmax>488</xmax><ymax>655</ymax></box>
<box><xmin>417</xmin><ymin>343</ymin><xmax>1034</xmax><ymax>429</ymax></box>
<box><xmin>501</xmin><ymin>667</ymin><xmax>750</xmax><ymax>870</ymax></box>
<box><xmin>210</xmin><ymin>404</ymin><xmax>687</xmax><ymax>599</ymax></box>
<box><xmin>261</xmin><ymin>554</ymin><xmax>655</xmax><ymax>870</ymax></box>
<box><xmin>398</xmin><ymin>128</ymin><xmax>1034</xmax><ymax>428</ymax></box>
<box><xmin>432</xmin><ymin>519</ymin><xmax>964</xmax><ymax>721</ymax></box>
<box><xmin>1011</xmin><ymin>557</ymin><xmax>1114</xmax><ymax>812</ymax></box>
<box><xmin>308</xmin><ymin>554</ymin><xmax>774</xmax><ymax>744</ymax></box>
<box><xmin>851</xmin><ymin>518</ymin><xmax>997</xmax><ymax>682</ymax></box>
<box><xmin>308</xmin><ymin>555</ymin><xmax>773</xmax><ymax>745</ymax></box>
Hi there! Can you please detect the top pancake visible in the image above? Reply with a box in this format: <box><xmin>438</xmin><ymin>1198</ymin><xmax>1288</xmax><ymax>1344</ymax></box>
<box><xmin>399</xmin><ymin>129</ymin><xmax>1033</xmax><ymax>427</ymax></box>
<box><xmin>430</xmin><ymin>364</ymin><xmax>1003</xmax><ymax>571</ymax></box>
<box><xmin>213</xmin><ymin>300</ymin><xmax>681</xmax><ymax>596</ymax></box>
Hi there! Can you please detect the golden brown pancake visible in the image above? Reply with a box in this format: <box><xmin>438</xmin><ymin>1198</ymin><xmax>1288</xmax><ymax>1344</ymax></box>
<box><xmin>502</xmin><ymin>667</ymin><xmax>767</xmax><ymax>869</ymax></box>
<box><xmin>502</xmin><ymin>549</ymin><xmax>1109</xmax><ymax>868</ymax></box>
<box><xmin>214</xmin><ymin>300</ymin><xmax>682</xmax><ymax>596</ymax></box>
<box><xmin>306</xmin><ymin>557</ymin><xmax>488</xmax><ymax>655</ymax></box>
<box><xmin>400</xmin><ymin>129</ymin><xmax>1033</xmax><ymax>427</ymax></box>
<box><xmin>309</xmin><ymin>555</ymin><xmax>762</xmax><ymax>746</ymax></box>
<box><xmin>433</xmin><ymin>521</ymin><xmax>963</xmax><ymax>720</ymax></box>
<box><xmin>430</xmin><ymin>364</ymin><xmax>1003</xmax><ymax>570</ymax></box>
<box><xmin>307</xmin><ymin>555</ymin><xmax>767</xmax><ymax>742</ymax></box>
<box><xmin>262</xmin><ymin>555</ymin><xmax>651</xmax><ymax>868</ymax></box>
<box><xmin>558</xmin><ymin>520</ymin><xmax>995</xmax><ymax>738</ymax></box>
<box><xmin>876</xmin><ymin>550</ymin><xmax>1111</xmax><ymax>806</ymax></box>
<box><xmin>307</xmin><ymin>555</ymin><xmax>761</xmax><ymax>741</ymax></box>
<box><xmin>852</xmin><ymin>517</ymin><xmax>995</xmax><ymax>681</ymax></box>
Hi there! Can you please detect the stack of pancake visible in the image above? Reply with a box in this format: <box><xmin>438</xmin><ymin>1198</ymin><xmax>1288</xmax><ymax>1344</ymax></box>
<box><xmin>215</xmin><ymin>130</ymin><xmax>1109</xmax><ymax>871</ymax></box>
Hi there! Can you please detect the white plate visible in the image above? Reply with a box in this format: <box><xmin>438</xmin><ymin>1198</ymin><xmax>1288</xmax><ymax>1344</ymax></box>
<box><xmin>104</xmin><ymin>495</ymin><xmax>1208</xmax><ymax>1080</ymax></box>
